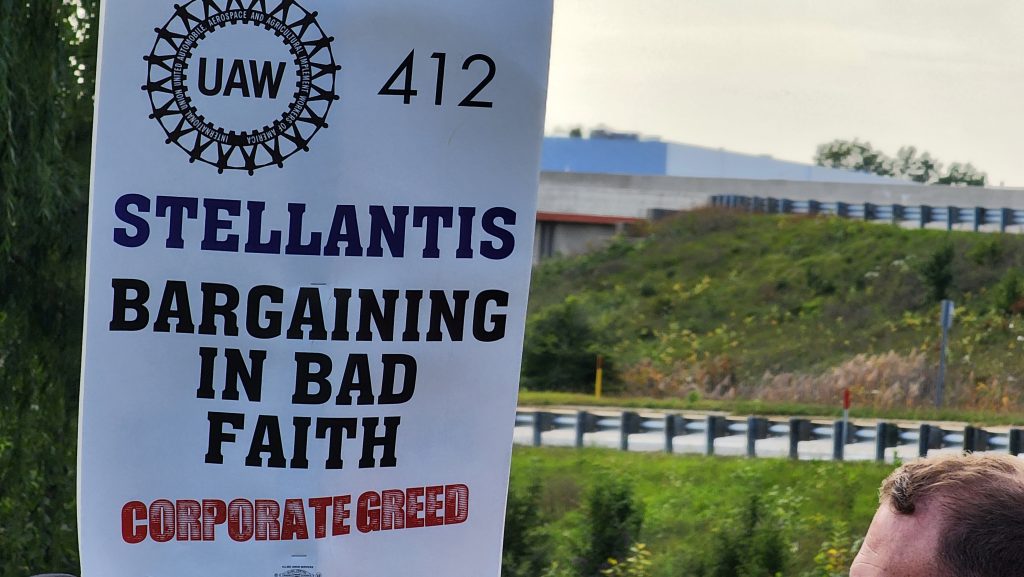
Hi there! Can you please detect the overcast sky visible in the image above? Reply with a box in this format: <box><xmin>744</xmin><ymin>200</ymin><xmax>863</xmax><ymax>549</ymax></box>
<box><xmin>545</xmin><ymin>0</ymin><xmax>1024</xmax><ymax>186</ymax></box>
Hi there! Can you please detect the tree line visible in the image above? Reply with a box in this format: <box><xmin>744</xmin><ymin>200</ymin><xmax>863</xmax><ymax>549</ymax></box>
<box><xmin>0</xmin><ymin>1</ymin><xmax>97</xmax><ymax>574</ymax></box>
<box><xmin>814</xmin><ymin>138</ymin><xmax>987</xmax><ymax>186</ymax></box>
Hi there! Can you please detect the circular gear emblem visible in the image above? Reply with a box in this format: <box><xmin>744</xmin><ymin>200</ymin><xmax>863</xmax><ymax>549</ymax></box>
<box><xmin>143</xmin><ymin>1</ymin><xmax>340</xmax><ymax>174</ymax></box>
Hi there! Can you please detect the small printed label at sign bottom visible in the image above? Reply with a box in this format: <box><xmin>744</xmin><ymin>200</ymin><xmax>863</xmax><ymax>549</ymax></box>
<box><xmin>277</xmin><ymin>556</ymin><xmax>321</xmax><ymax>577</ymax></box>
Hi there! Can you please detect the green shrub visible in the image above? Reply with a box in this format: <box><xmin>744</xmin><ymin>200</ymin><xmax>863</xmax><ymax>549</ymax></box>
<box><xmin>994</xmin><ymin>268</ymin><xmax>1024</xmax><ymax>315</ymax></box>
<box><xmin>804</xmin><ymin>265</ymin><xmax>837</xmax><ymax>296</ymax></box>
<box><xmin>502</xmin><ymin>480</ymin><xmax>551</xmax><ymax>577</ymax></box>
<box><xmin>576</xmin><ymin>474</ymin><xmax>644</xmax><ymax>577</ymax></box>
<box><xmin>967</xmin><ymin>236</ymin><xmax>1004</xmax><ymax>266</ymax></box>
<box><xmin>917</xmin><ymin>242</ymin><xmax>954</xmax><ymax>302</ymax></box>
<box><xmin>802</xmin><ymin>522</ymin><xmax>861</xmax><ymax>577</ymax></box>
<box><xmin>694</xmin><ymin>493</ymin><xmax>789</xmax><ymax>577</ymax></box>
<box><xmin>522</xmin><ymin>299</ymin><xmax>613</xmax><ymax>392</ymax></box>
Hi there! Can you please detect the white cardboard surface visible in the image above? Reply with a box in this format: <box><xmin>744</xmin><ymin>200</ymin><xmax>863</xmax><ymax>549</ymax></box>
<box><xmin>78</xmin><ymin>2</ymin><xmax>551</xmax><ymax>575</ymax></box>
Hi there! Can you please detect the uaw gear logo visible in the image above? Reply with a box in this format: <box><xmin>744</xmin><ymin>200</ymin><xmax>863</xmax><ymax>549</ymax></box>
<box><xmin>143</xmin><ymin>1</ymin><xmax>340</xmax><ymax>174</ymax></box>
<box><xmin>275</xmin><ymin>569</ymin><xmax>321</xmax><ymax>577</ymax></box>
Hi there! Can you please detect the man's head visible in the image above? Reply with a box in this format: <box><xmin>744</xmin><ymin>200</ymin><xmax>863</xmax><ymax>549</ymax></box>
<box><xmin>850</xmin><ymin>452</ymin><xmax>1024</xmax><ymax>577</ymax></box>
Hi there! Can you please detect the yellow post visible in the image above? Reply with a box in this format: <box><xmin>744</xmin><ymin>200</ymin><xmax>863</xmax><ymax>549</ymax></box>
<box><xmin>595</xmin><ymin>355</ymin><xmax>604</xmax><ymax>399</ymax></box>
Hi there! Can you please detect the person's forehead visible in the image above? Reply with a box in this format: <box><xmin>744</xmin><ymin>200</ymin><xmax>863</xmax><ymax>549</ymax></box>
<box><xmin>862</xmin><ymin>501</ymin><xmax>944</xmax><ymax>577</ymax></box>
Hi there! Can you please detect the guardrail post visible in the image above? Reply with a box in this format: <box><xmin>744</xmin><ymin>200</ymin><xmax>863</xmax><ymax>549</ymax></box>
<box><xmin>705</xmin><ymin>415</ymin><xmax>717</xmax><ymax>456</ymax></box>
<box><xmin>781</xmin><ymin>199</ymin><xmax>794</xmax><ymax>214</ymax></box>
<box><xmin>946</xmin><ymin>206</ymin><xmax>958</xmax><ymax>231</ymax></box>
<box><xmin>532</xmin><ymin>412</ymin><xmax>554</xmax><ymax>447</ymax></box>
<box><xmin>705</xmin><ymin>415</ymin><xmax>727</xmax><ymax>456</ymax></box>
<box><xmin>964</xmin><ymin>426</ymin><xmax>989</xmax><ymax>453</ymax></box>
<box><xmin>919</xmin><ymin>205</ymin><xmax>932</xmax><ymax>229</ymax></box>
<box><xmin>892</xmin><ymin>204</ymin><xmax>905</xmax><ymax>225</ymax></box>
<box><xmin>767</xmin><ymin>198</ymin><xmax>780</xmax><ymax>214</ymax></box>
<box><xmin>664</xmin><ymin>414</ymin><xmax>681</xmax><ymax>453</ymax></box>
<box><xmin>746</xmin><ymin>416</ymin><xmax>768</xmax><ymax>457</ymax></box>
<box><xmin>808</xmin><ymin>200</ymin><xmax>821</xmax><ymax>215</ymax></box>
<box><xmin>919</xmin><ymin>423</ymin><xmax>936</xmax><ymax>457</ymax></box>
<box><xmin>963</xmin><ymin>425</ymin><xmax>976</xmax><ymax>452</ymax></box>
<box><xmin>863</xmin><ymin>202</ymin><xmax>876</xmax><ymax>221</ymax></box>
<box><xmin>788</xmin><ymin>418</ymin><xmax>810</xmax><ymax>460</ymax></box>
<box><xmin>1002</xmin><ymin>208</ymin><xmax>1013</xmax><ymax>233</ymax></box>
<box><xmin>575</xmin><ymin>411</ymin><xmax>599</xmax><ymax>448</ymax></box>
<box><xmin>975</xmin><ymin>427</ymin><xmax>989</xmax><ymax>452</ymax></box>
<box><xmin>874</xmin><ymin>422</ymin><xmax>888</xmax><ymax>462</ymax></box>
<box><xmin>973</xmin><ymin>207</ymin><xmax>985</xmax><ymax>232</ymax></box>
<box><xmin>620</xmin><ymin>411</ymin><xmax>641</xmax><ymax>451</ymax></box>
<box><xmin>832</xmin><ymin>421</ymin><xmax>845</xmax><ymax>461</ymax></box>
<box><xmin>874</xmin><ymin>422</ymin><xmax>900</xmax><ymax>462</ymax></box>
<box><xmin>1010</xmin><ymin>428</ymin><xmax>1024</xmax><ymax>456</ymax></box>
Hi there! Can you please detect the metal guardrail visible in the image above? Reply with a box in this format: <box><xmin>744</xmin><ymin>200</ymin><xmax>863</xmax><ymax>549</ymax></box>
<box><xmin>709</xmin><ymin>194</ymin><xmax>1024</xmax><ymax>232</ymax></box>
<box><xmin>515</xmin><ymin>409</ymin><xmax>1024</xmax><ymax>461</ymax></box>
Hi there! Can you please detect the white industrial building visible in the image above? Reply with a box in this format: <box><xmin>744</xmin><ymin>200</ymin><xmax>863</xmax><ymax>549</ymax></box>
<box><xmin>534</xmin><ymin>134</ymin><xmax>919</xmax><ymax>262</ymax></box>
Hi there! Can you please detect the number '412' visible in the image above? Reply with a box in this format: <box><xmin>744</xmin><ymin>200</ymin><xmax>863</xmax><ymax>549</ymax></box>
<box><xmin>379</xmin><ymin>50</ymin><xmax>496</xmax><ymax>108</ymax></box>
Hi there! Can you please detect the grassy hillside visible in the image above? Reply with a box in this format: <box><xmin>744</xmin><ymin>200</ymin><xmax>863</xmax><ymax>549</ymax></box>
<box><xmin>524</xmin><ymin>209</ymin><xmax>1024</xmax><ymax>412</ymax></box>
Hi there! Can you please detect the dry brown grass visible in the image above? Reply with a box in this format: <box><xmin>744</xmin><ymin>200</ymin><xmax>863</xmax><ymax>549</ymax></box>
<box><xmin>620</xmin><ymin>350</ymin><xmax>1024</xmax><ymax>412</ymax></box>
<box><xmin>753</xmin><ymin>350</ymin><xmax>932</xmax><ymax>409</ymax></box>
<box><xmin>621</xmin><ymin>355</ymin><xmax>738</xmax><ymax>400</ymax></box>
